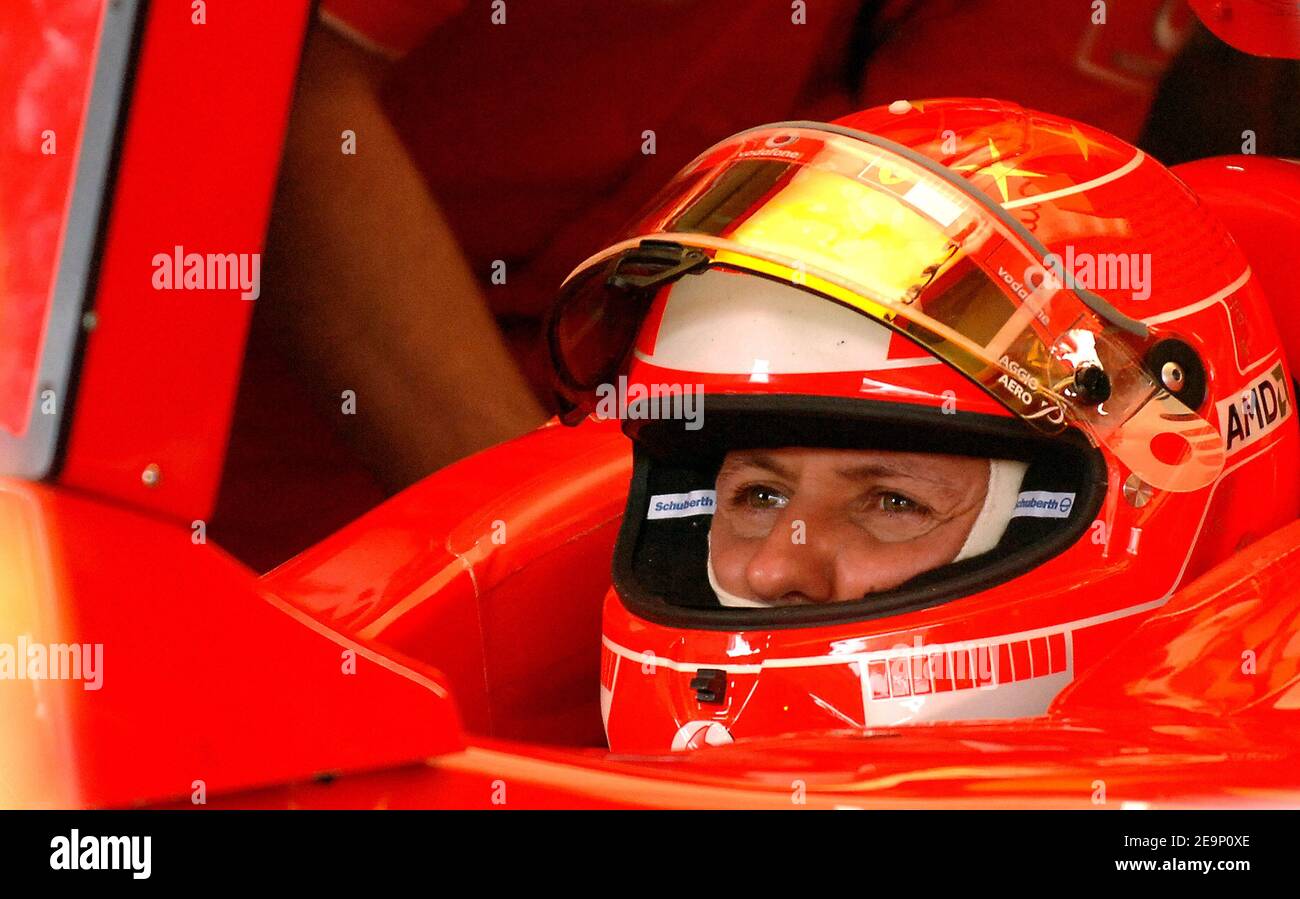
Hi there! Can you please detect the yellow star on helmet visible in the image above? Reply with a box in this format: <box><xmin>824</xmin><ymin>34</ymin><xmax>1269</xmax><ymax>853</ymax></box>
<box><xmin>1039</xmin><ymin>122</ymin><xmax>1108</xmax><ymax>161</ymax></box>
<box><xmin>953</xmin><ymin>139</ymin><xmax>1048</xmax><ymax>203</ymax></box>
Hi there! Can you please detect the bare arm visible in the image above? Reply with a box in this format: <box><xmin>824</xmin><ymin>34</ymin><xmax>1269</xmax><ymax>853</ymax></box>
<box><xmin>260</xmin><ymin>22</ymin><xmax>547</xmax><ymax>491</ymax></box>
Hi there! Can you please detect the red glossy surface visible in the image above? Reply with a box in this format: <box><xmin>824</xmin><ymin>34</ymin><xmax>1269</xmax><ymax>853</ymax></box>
<box><xmin>0</xmin><ymin>1</ymin><xmax>105</xmax><ymax>436</ymax></box>
<box><xmin>238</xmin><ymin>414</ymin><xmax>1300</xmax><ymax>807</ymax></box>
<box><xmin>28</xmin><ymin>141</ymin><xmax>1300</xmax><ymax>807</ymax></box>
<box><xmin>57</xmin><ymin>146</ymin><xmax>1300</xmax><ymax>806</ymax></box>
<box><xmin>0</xmin><ymin>477</ymin><xmax>461</xmax><ymax>809</ymax></box>
<box><xmin>1189</xmin><ymin>0</ymin><xmax>1300</xmax><ymax>59</ymax></box>
<box><xmin>160</xmin><ymin>515</ymin><xmax>1300</xmax><ymax>809</ymax></box>
<box><xmin>1173</xmin><ymin>156</ymin><xmax>1300</xmax><ymax>355</ymax></box>
<box><xmin>265</xmin><ymin>418</ymin><xmax>631</xmax><ymax>746</ymax></box>
<box><xmin>58</xmin><ymin>0</ymin><xmax>310</xmax><ymax>523</ymax></box>
<box><xmin>3</xmin><ymin>0</ymin><xmax>1300</xmax><ymax>806</ymax></box>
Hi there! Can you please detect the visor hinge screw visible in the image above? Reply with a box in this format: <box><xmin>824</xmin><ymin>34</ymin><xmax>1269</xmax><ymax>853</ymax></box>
<box><xmin>1161</xmin><ymin>361</ymin><xmax>1186</xmax><ymax>393</ymax></box>
<box><xmin>690</xmin><ymin>668</ymin><xmax>727</xmax><ymax>705</ymax></box>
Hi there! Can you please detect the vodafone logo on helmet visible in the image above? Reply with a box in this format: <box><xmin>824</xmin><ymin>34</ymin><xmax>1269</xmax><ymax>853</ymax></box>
<box><xmin>671</xmin><ymin>721</ymin><xmax>734</xmax><ymax>751</ymax></box>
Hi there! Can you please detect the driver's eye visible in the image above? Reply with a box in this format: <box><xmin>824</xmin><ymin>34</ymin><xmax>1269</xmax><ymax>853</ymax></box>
<box><xmin>878</xmin><ymin>492</ymin><xmax>925</xmax><ymax>515</ymax></box>
<box><xmin>743</xmin><ymin>485</ymin><xmax>787</xmax><ymax>510</ymax></box>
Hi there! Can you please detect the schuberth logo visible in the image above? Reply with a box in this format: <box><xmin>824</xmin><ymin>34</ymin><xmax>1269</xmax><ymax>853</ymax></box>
<box><xmin>1011</xmin><ymin>491</ymin><xmax>1076</xmax><ymax>519</ymax></box>
<box><xmin>646</xmin><ymin>490</ymin><xmax>716</xmax><ymax>520</ymax></box>
<box><xmin>1218</xmin><ymin>364</ymin><xmax>1292</xmax><ymax>454</ymax></box>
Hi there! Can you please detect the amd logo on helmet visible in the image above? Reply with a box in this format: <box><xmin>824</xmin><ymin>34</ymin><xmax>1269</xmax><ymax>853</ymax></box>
<box><xmin>1218</xmin><ymin>364</ymin><xmax>1292</xmax><ymax>453</ymax></box>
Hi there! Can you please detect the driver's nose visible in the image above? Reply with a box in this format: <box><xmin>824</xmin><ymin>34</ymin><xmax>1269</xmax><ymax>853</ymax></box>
<box><xmin>742</xmin><ymin>508</ymin><xmax>838</xmax><ymax>604</ymax></box>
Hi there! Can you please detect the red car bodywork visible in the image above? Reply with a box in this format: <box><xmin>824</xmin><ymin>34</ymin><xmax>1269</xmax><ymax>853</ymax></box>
<box><xmin>3</xmin><ymin>0</ymin><xmax>1300</xmax><ymax>809</ymax></box>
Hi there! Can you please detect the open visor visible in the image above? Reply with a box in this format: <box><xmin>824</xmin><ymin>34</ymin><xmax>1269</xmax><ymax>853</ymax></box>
<box><xmin>548</xmin><ymin>124</ymin><xmax>1224</xmax><ymax>492</ymax></box>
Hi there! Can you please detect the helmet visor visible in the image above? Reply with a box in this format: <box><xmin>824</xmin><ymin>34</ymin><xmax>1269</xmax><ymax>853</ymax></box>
<box><xmin>549</xmin><ymin>125</ymin><xmax>1223</xmax><ymax>492</ymax></box>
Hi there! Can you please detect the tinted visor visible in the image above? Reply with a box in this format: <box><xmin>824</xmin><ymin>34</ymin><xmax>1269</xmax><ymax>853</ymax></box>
<box><xmin>549</xmin><ymin>125</ymin><xmax>1223</xmax><ymax>492</ymax></box>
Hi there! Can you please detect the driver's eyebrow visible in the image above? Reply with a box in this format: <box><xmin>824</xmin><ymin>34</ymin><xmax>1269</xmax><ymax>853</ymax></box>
<box><xmin>720</xmin><ymin>453</ymin><xmax>798</xmax><ymax>483</ymax></box>
<box><xmin>833</xmin><ymin>461</ymin><xmax>958</xmax><ymax>490</ymax></box>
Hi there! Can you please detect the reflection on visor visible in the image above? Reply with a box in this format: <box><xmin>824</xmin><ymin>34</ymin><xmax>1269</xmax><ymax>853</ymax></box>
<box><xmin>549</xmin><ymin>126</ymin><xmax>1224</xmax><ymax>492</ymax></box>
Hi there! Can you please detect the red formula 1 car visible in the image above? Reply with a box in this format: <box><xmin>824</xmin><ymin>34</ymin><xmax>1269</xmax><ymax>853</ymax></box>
<box><xmin>4</xmin><ymin>0</ymin><xmax>1300</xmax><ymax>810</ymax></box>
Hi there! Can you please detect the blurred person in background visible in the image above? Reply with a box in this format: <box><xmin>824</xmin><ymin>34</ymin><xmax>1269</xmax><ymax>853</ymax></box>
<box><xmin>214</xmin><ymin>0</ymin><xmax>1218</xmax><ymax>568</ymax></box>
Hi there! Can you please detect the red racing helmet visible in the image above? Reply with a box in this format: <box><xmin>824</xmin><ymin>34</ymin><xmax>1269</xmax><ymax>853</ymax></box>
<box><xmin>546</xmin><ymin>98</ymin><xmax>1300</xmax><ymax>753</ymax></box>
